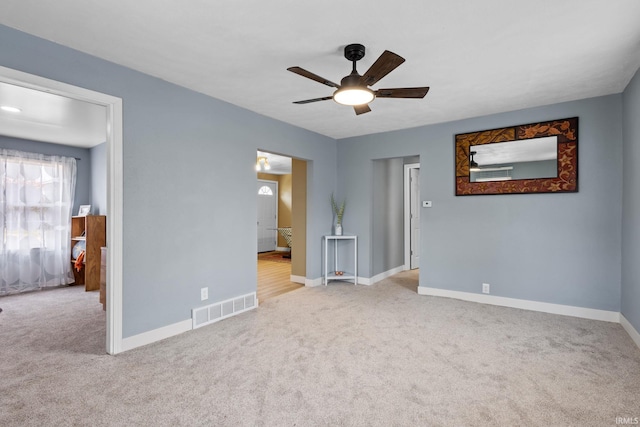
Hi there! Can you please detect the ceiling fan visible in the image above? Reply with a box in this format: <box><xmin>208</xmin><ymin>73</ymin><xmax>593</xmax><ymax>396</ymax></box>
<box><xmin>287</xmin><ymin>43</ymin><xmax>430</xmax><ymax>115</ymax></box>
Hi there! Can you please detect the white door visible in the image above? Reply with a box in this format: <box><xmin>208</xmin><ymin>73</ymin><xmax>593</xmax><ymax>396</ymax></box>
<box><xmin>257</xmin><ymin>180</ymin><xmax>277</xmax><ymax>252</ymax></box>
<box><xmin>410</xmin><ymin>167</ymin><xmax>420</xmax><ymax>269</ymax></box>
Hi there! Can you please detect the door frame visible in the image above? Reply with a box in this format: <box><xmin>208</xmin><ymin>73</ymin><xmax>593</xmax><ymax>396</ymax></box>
<box><xmin>0</xmin><ymin>66</ymin><xmax>124</xmax><ymax>355</ymax></box>
<box><xmin>257</xmin><ymin>179</ymin><xmax>278</xmax><ymax>253</ymax></box>
<box><xmin>404</xmin><ymin>163</ymin><xmax>420</xmax><ymax>269</ymax></box>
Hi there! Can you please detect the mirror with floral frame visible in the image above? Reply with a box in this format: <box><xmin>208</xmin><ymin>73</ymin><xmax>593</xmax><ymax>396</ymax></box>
<box><xmin>455</xmin><ymin>117</ymin><xmax>578</xmax><ymax>196</ymax></box>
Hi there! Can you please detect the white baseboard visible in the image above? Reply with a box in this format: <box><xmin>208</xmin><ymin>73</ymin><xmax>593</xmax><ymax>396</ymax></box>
<box><xmin>290</xmin><ymin>275</ymin><xmax>323</xmax><ymax>287</ymax></box>
<box><xmin>306</xmin><ymin>277</ymin><xmax>323</xmax><ymax>287</ymax></box>
<box><xmin>620</xmin><ymin>314</ymin><xmax>640</xmax><ymax>350</ymax></box>
<box><xmin>121</xmin><ymin>319</ymin><xmax>192</xmax><ymax>352</ymax></box>
<box><xmin>290</xmin><ymin>275</ymin><xmax>305</xmax><ymax>285</ymax></box>
<box><xmin>418</xmin><ymin>286</ymin><xmax>620</xmax><ymax>323</ymax></box>
<box><xmin>276</xmin><ymin>246</ymin><xmax>291</xmax><ymax>252</ymax></box>
<box><xmin>358</xmin><ymin>265</ymin><xmax>405</xmax><ymax>286</ymax></box>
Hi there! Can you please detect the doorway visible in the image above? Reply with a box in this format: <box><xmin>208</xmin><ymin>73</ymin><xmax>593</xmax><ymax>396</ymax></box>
<box><xmin>0</xmin><ymin>66</ymin><xmax>124</xmax><ymax>354</ymax></box>
<box><xmin>404</xmin><ymin>163</ymin><xmax>420</xmax><ymax>270</ymax></box>
<box><xmin>255</xmin><ymin>150</ymin><xmax>305</xmax><ymax>302</ymax></box>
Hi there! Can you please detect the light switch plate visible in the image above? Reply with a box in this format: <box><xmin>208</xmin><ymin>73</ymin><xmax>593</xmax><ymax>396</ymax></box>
<box><xmin>422</xmin><ymin>201</ymin><xmax>432</xmax><ymax>208</ymax></box>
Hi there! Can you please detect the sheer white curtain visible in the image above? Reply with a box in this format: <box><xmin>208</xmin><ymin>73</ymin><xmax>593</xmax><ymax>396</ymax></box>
<box><xmin>0</xmin><ymin>149</ymin><xmax>77</xmax><ymax>295</ymax></box>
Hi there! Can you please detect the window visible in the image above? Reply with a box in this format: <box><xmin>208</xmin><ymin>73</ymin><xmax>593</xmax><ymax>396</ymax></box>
<box><xmin>258</xmin><ymin>185</ymin><xmax>273</xmax><ymax>196</ymax></box>
<box><xmin>1</xmin><ymin>149</ymin><xmax>77</xmax><ymax>294</ymax></box>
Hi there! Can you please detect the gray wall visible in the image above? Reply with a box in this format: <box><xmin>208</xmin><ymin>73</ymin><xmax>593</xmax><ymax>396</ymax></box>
<box><xmin>371</xmin><ymin>158</ymin><xmax>405</xmax><ymax>276</ymax></box>
<box><xmin>338</xmin><ymin>95</ymin><xmax>623</xmax><ymax>312</ymax></box>
<box><xmin>622</xmin><ymin>67</ymin><xmax>640</xmax><ymax>332</ymax></box>
<box><xmin>0</xmin><ymin>24</ymin><xmax>337</xmax><ymax>338</ymax></box>
<box><xmin>0</xmin><ymin>135</ymin><xmax>90</xmax><ymax>215</ymax></box>
<box><xmin>90</xmin><ymin>142</ymin><xmax>107</xmax><ymax>215</ymax></box>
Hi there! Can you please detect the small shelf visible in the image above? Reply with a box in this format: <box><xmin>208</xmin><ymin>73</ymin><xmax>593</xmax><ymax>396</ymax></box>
<box><xmin>70</xmin><ymin>215</ymin><xmax>106</xmax><ymax>291</ymax></box>
<box><xmin>323</xmin><ymin>235</ymin><xmax>358</xmax><ymax>286</ymax></box>
<box><xmin>327</xmin><ymin>275</ymin><xmax>355</xmax><ymax>280</ymax></box>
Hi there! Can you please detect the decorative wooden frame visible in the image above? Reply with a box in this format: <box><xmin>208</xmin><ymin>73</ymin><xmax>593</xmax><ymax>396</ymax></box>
<box><xmin>455</xmin><ymin>117</ymin><xmax>578</xmax><ymax>196</ymax></box>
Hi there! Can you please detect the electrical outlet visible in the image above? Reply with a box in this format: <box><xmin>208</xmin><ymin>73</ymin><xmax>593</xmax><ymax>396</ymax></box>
<box><xmin>482</xmin><ymin>283</ymin><xmax>490</xmax><ymax>294</ymax></box>
<box><xmin>200</xmin><ymin>287</ymin><xmax>208</xmax><ymax>301</ymax></box>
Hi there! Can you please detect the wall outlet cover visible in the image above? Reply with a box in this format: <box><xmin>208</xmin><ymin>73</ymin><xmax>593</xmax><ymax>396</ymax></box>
<box><xmin>482</xmin><ymin>283</ymin><xmax>490</xmax><ymax>294</ymax></box>
<box><xmin>201</xmin><ymin>287</ymin><xmax>208</xmax><ymax>301</ymax></box>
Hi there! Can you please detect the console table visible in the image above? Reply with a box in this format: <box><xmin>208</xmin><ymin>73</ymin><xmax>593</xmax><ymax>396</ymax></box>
<box><xmin>323</xmin><ymin>235</ymin><xmax>357</xmax><ymax>285</ymax></box>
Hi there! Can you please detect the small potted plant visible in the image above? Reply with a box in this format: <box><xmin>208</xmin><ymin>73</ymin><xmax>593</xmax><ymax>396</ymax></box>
<box><xmin>331</xmin><ymin>193</ymin><xmax>346</xmax><ymax>236</ymax></box>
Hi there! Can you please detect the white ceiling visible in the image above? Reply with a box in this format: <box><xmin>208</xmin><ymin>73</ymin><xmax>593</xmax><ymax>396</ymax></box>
<box><xmin>1</xmin><ymin>0</ymin><xmax>640</xmax><ymax>141</ymax></box>
<box><xmin>0</xmin><ymin>81</ymin><xmax>106</xmax><ymax>147</ymax></box>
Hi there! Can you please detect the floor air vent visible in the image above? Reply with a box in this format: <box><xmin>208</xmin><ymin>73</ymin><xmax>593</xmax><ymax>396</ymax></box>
<box><xmin>192</xmin><ymin>292</ymin><xmax>257</xmax><ymax>329</ymax></box>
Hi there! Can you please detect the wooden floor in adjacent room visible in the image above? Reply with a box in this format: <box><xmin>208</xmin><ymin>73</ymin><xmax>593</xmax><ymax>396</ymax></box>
<box><xmin>257</xmin><ymin>251</ymin><xmax>302</xmax><ymax>303</ymax></box>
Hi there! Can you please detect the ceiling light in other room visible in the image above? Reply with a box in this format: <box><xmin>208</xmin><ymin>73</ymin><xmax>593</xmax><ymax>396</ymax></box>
<box><xmin>256</xmin><ymin>156</ymin><xmax>271</xmax><ymax>171</ymax></box>
<box><xmin>1</xmin><ymin>105</ymin><xmax>22</xmax><ymax>113</ymax></box>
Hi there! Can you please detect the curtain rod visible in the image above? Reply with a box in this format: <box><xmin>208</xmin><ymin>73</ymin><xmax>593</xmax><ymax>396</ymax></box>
<box><xmin>0</xmin><ymin>150</ymin><xmax>80</xmax><ymax>161</ymax></box>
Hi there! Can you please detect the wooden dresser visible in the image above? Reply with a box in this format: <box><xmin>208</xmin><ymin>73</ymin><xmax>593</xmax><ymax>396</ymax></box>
<box><xmin>70</xmin><ymin>215</ymin><xmax>106</xmax><ymax>291</ymax></box>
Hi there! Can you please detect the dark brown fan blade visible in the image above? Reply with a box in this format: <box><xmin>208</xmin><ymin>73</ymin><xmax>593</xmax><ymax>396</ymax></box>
<box><xmin>287</xmin><ymin>67</ymin><xmax>340</xmax><ymax>88</ymax></box>
<box><xmin>293</xmin><ymin>96</ymin><xmax>333</xmax><ymax>104</ymax></box>
<box><xmin>360</xmin><ymin>50</ymin><xmax>405</xmax><ymax>87</ymax></box>
<box><xmin>354</xmin><ymin>104</ymin><xmax>371</xmax><ymax>115</ymax></box>
<box><xmin>375</xmin><ymin>87</ymin><xmax>430</xmax><ymax>99</ymax></box>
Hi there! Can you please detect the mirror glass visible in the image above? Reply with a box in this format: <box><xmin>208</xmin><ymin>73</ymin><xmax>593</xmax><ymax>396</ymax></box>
<box><xmin>469</xmin><ymin>136</ymin><xmax>557</xmax><ymax>183</ymax></box>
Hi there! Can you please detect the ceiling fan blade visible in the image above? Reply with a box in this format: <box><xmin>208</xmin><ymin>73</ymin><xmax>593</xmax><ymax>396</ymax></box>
<box><xmin>354</xmin><ymin>104</ymin><xmax>371</xmax><ymax>115</ymax></box>
<box><xmin>287</xmin><ymin>67</ymin><xmax>340</xmax><ymax>88</ymax></box>
<box><xmin>293</xmin><ymin>96</ymin><xmax>333</xmax><ymax>104</ymax></box>
<box><xmin>375</xmin><ymin>87</ymin><xmax>430</xmax><ymax>99</ymax></box>
<box><xmin>360</xmin><ymin>50</ymin><xmax>405</xmax><ymax>87</ymax></box>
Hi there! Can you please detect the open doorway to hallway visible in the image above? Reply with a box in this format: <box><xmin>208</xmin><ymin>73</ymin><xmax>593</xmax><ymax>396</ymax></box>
<box><xmin>371</xmin><ymin>156</ymin><xmax>420</xmax><ymax>291</ymax></box>
<box><xmin>255</xmin><ymin>150</ymin><xmax>306</xmax><ymax>302</ymax></box>
<box><xmin>404</xmin><ymin>162</ymin><xmax>420</xmax><ymax>271</ymax></box>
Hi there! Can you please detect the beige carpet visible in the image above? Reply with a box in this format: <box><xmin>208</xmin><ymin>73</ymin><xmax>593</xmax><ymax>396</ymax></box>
<box><xmin>1</xmin><ymin>272</ymin><xmax>639</xmax><ymax>426</ymax></box>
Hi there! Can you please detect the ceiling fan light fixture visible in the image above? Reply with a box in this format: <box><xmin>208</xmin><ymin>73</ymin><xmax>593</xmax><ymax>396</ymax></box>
<box><xmin>288</xmin><ymin>44</ymin><xmax>426</xmax><ymax>115</ymax></box>
<box><xmin>333</xmin><ymin>87</ymin><xmax>374</xmax><ymax>106</ymax></box>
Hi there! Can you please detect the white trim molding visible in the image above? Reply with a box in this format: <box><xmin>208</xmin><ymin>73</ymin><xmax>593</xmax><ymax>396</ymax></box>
<box><xmin>292</xmin><ymin>275</ymin><xmax>322</xmax><ymax>287</ymax></box>
<box><xmin>121</xmin><ymin>319</ymin><xmax>192</xmax><ymax>352</ymax></box>
<box><xmin>358</xmin><ymin>265</ymin><xmax>406</xmax><ymax>286</ymax></box>
<box><xmin>620</xmin><ymin>315</ymin><xmax>640</xmax><ymax>350</ymax></box>
<box><xmin>290</xmin><ymin>275</ymin><xmax>305</xmax><ymax>285</ymax></box>
<box><xmin>276</xmin><ymin>247</ymin><xmax>291</xmax><ymax>253</ymax></box>
<box><xmin>418</xmin><ymin>286</ymin><xmax>620</xmax><ymax>323</ymax></box>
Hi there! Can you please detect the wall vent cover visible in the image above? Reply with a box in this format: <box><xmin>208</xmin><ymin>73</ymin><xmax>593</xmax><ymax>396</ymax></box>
<box><xmin>192</xmin><ymin>292</ymin><xmax>258</xmax><ymax>329</ymax></box>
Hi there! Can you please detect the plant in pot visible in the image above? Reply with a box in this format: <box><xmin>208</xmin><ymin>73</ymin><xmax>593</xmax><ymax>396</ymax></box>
<box><xmin>331</xmin><ymin>193</ymin><xmax>346</xmax><ymax>236</ymax></box>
